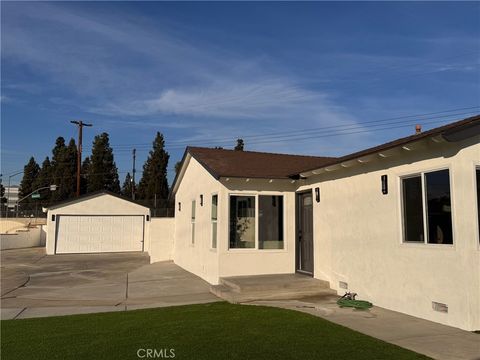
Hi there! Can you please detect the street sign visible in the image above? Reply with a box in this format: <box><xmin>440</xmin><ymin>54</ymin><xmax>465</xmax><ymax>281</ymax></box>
<box><xmin>31</xmin><ymin>193</ymin><xmax>41</xmax><ymax>199</ymax></box>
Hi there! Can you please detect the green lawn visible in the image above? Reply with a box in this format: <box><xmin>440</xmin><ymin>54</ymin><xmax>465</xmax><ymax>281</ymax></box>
<box><xmin>1</xmin><ymin>302</ymin><xmax>430</xmax><ymax>360</ymax></box>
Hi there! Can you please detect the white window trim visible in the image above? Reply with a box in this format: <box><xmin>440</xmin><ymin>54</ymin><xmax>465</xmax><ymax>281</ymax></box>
<box><xmin>211</xmin><ymin>193</ymin><xmax>218</xmax><ymax>251</ymax></box>
<box><xmin>399</xmin><ymin>166</ymin><xmax>455</xmax><ymax>247</ymax></box>
<box><xmin>227</xmin><ymin>192</ymin><xmax>287</xmax><ymax>252</ymax></box>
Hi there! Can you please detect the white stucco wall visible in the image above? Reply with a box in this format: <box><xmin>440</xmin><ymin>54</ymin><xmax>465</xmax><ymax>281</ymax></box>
<box><xmin>174</xmin><ymin>156</ymin><xmax>222</xmax><ymax>284</ymax></box>
<box><xmin>46</xmin><ymin>194</ymin><xmax>150</xmax><ymax>255</ymax></box>
<box><xmin>297</xmin><ymin>136</ymin><xmax>480</xmax><ymax>331</ymax></box>
<box><xmin>149</xmin><ymin>218</ymin><xmax>175</xmax><ymax>263</ymax></box>
<box><xmin>0</xmin><ymin>227</ymin><xmax>43</xmax><ymax>250</ymax></box>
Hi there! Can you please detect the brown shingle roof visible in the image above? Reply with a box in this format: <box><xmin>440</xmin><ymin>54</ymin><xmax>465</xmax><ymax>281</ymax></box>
<box><xmin>294</xmin><ymin>114</ymin><xmax>480</xmax><ymax>176</ymax></box>
<box><xmin>187</xmin><ymin>147</ymin><xmax>336</xmax><ymax>179</ymax></box>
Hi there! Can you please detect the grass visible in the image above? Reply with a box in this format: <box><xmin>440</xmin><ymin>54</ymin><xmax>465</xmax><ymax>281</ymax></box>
<box><xmin>1</xmin><ymin>302</ymin><xmax>430</xmax><ymax>360</ymax></box>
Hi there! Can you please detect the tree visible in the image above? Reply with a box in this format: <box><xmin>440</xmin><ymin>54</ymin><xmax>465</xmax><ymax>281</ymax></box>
<box><xmin>122</xmin><ymin>172</ymin><xmax>134</xmax><ymax>198</ymax></box>
<box><xmin>50</xmin><ymin>138</ymin><xmax>77</xmax><ymax>201</ymax></box>
<box><xmin>33</xmin><ymin>157</ymin><xmax>53</xmax><ymax>206</ymax></box>
<box><xmin>0</xmin><ymin>181</ymin><xmax>6</xmax><ymax>215</ymax></box>
<box><xmin>87</xmin><ymin>133</ymin><xmax>120</xmax><ymax>193</ymax></box>
<box><xmin>234</xmin><ymin>138</ymin><xmax>244</xmax><ymax>151</ymax></box>
<box><xmin>80</xmin><ymin>157</ymin><xmax>90</xmax><ymax>195</ymax></box>
<box><xmin>174</xmin><ymin>161</ymin><xmax>182</xmax><ymax>176</ymax></box>
<box><xmin>19</xmin><ymin>157</ymin><xmax>40</xmax><ymax>204</ymax></box>
<box><xmin>137</xmin><ymin>132</ymin><xmax>170</xmax><ymax>208</ymax></box>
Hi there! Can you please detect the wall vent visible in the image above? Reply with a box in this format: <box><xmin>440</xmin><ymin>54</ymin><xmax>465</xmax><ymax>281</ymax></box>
<box><xmin>432</xmin><ymin>301</ymin><xmax>448</xmax><ymax>313</ymax></box>
<box><xmin>339</xmin><ymin>281</ymin><xmax>348</xmax><ymax>289</ymax></box>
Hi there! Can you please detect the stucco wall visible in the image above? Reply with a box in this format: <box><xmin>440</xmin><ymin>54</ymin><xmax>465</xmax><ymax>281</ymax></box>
<box><xmin>1</xmin><ymin>227</ymin><xmax>42</xmax><ymax>250</ymax></box>
<box><xmin>149</xmin><ymin>218</ymin><xmax>175</xmax><ymax>262</ymax></box>
<box><xmin>297</xmin><ymin>137</ymin><xmax>480</xmax><ymax>331</ymax></box>
<box><xmin>46</xmin><ymin>194</ymin><xmax>150</xmax><ymax>255</ymax></box>
<box><xmin>174</xmin><ymin>156</ymin><xmax>222</xmax><ymax>284</ymax></box>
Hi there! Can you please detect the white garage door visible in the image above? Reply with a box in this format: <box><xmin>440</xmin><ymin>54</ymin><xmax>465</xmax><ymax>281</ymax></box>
<box><xmin>55</xmin><ymin>215</ymin><xmax>144</xmax><ymax>254</ymax></box>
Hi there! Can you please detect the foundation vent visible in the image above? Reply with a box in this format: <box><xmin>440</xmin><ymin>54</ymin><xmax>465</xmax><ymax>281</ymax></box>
<box><xmin>432</xmin><ymin>301</ymin><xmax>448</xmax><ymax>313</ymax></box>
<box><xmin>339</xmin><ymin>281</ymin><xmax>348</xmax><ymax>289</ymax></box>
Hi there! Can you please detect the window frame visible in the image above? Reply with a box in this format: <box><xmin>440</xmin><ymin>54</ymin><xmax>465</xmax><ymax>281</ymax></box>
<box><xmin>474</xmin><ymin>164</ymin><xmax>480</xmax><ymax>249</ymax></box>
<box><xmin>191</xmin><ymin>200</ymin><xmax>196</xmax><ymax>245</ymax></box>
<box><xmin>400</xmin><ymin>166</ymin><xmax>455</xmax><ymax>246</ymax></box>
<box><xmin>227</xmin><ymin>192</ymin><xmax>286</xmax><ymax>252</ymax></box>
<box><xmin>211</xmin><ymin>193</ymin><xmax>218</xmax><ymax>250</ymax></box>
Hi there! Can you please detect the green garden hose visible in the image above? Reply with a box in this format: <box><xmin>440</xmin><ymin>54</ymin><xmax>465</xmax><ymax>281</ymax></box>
<box><xmin>337</xmin><ymin>298</ymin><xmax>373</xmax><ymax>310</ymax></box>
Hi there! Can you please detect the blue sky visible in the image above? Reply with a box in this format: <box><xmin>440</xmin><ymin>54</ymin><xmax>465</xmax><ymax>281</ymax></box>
<box><xmin>1</xmin><ymin>2</ymin><xmax>479</xmax><ymax>185</ymax></box>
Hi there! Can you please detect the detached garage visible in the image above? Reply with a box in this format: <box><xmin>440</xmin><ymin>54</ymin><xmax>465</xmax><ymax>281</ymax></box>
<box><xmin>46</xmin><ymin>191</ymin><xmax>150</xmax><ymax>255</ymax></box>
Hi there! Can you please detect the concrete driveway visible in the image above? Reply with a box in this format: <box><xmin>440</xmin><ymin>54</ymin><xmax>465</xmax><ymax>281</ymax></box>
<box><xmin>1</xmin><ymin>248</ymin><xmax>218</xmax><ymax>319</ymax></box>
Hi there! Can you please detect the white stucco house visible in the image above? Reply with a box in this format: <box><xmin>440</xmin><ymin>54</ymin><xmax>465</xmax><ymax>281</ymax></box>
<box><xmin>170</xmin><ymin>114</ymin><xmax>479</xmax><ymax>331</ymax></box>
<box><xmin>46</xmin><ymin>114</ymin><xmax>479</xmax><ymax>331</ymax></box>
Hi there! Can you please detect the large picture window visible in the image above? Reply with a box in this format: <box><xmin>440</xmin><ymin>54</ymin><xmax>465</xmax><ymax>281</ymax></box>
<box><xmin>211</xmin><ymin>194</ymin><xmax>218</xmax><ymax>249</ymax></box>
<box><xmin>401</xmin><ymin>169</ymin><xmax>453</xmax><ymax>245</ymax></box>
<box><xmin>259</xmin><ymin>195</ymin><xmax>284</xmax><ymax>249</ymax></box>
<box><xmin>229</xmin><ymin>196</ymin><xmax>255</xmax><ymax>248</ymax></box>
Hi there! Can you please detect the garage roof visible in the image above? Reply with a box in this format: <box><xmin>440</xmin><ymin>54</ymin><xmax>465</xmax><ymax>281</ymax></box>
<box><xmin>47</xmin><ymin>190</ymin><xmax>149</xmax><ymax>210</ymax></box>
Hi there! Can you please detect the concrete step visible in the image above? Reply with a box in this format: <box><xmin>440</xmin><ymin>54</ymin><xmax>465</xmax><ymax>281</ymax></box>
<box><xmin>220</xmin><ymin>273</ymin><xmax>330</xmax><ymax>293</ymax></box>
<box><xmin>211</xmin><ymin>273</ymin><xmax>335</xmax><ymax>303</ymax></box>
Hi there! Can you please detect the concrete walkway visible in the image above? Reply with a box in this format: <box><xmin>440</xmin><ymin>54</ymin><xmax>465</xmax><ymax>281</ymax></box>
<box><xmin>248</xmin><ymin>295</ymin><xmax>480</xmax><ymax>360</ymax></box>
<box><xmin>1</xmin><ymin>248</ymin><xmax>218</xmax><ymax>319</ymax></box>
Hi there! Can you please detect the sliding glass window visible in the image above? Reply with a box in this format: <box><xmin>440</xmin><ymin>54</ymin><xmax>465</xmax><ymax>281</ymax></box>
<box><xmin>229</xmin><ymin>196</ymin><xmax>255</xmax><ymax>248</ymax></box>
<box><xmin>259</xmin><ymin>195</ymin><xmax>284</xmax><ymax>249</ymax></box>
<box><xmin>402</xmin><ymin>176</ymin><xmax>424</xmax><ymax>242</ymax></box>
<box><xmin>401</xmin><ymin>169</ymin><xmax>453</xmax><ymax>245</ymax></box>
<box><xmin>425</xmin><ymin>170</ymin><xmax>452</xmax><ymax>244</ymax></box>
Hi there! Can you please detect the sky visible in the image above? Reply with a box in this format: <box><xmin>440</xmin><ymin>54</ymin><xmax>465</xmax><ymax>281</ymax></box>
<box><xmin>1</xmin><ymin>1</ymin><xmax>479</xmax><ymax>186</ymax></box>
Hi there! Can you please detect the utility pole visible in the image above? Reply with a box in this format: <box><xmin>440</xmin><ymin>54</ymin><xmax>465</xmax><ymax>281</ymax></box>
<box><xmin>132</xmin><ymin>148</ymin><xmax>136</xmax><ymax>200</ymax></box>
<box><xmin>70</xmin><ymin>120</ymin><xmax>92</xmax><ymax>197</ymax></box>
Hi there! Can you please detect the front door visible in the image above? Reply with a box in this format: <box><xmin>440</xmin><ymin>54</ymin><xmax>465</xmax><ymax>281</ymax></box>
<box><xmin>296</xmin><ymin>191</ymin><xmax>314</xmax><ymax>275</ymax></box>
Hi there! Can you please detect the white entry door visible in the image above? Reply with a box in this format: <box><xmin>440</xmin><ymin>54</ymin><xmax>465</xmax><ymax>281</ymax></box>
<box><xmin>55</xmin><ymin>215</ymin><xmax>144</xmax><ymax>254</ymax></box>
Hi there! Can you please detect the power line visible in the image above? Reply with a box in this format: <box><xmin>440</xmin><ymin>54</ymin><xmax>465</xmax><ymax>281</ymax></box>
<box><xmin>87</xmin><ymin>109</ymin><xmax>478</xmax><ymax>152</ymax></box>
<box><xmin>96</xmin><ymin>106</ymin><xmax>479</xmax><ymax>150</ymax></box>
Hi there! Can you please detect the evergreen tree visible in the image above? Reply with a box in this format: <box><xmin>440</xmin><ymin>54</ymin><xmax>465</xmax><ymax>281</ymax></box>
<box><xmin>87</xmin><ymin>133</ymin><xmax>120</xmax><ymax>193</ymax></box>
<box><xmin>122</xmin><ymin>172</ymin><xmax>134</xmax><ymax>197</ymax></box>
<box><xmin>51</xmin><ymin>138</ymin><xmax>77</xmax><ymax>201</ymax></box>
<box><xmin>19</xmin><ymin>157</ymin><xmax>40</xmax><ymax>204</ymax></box>
<box><xmin>80</xmin><ymin>157</ymin><xmax>90</xmax><ymax>195</ymax></box>
<box><xmin>33</xmin><ymin>157</ymin><xmax>53</xmax><ymax>206</ymax></box>
<box><xmin>234</xmin><ymin>138</ymin><xmax>244</xmax><ymax>151</ymax></box>
<box><xmin>137</xmin><ymin>132</ymin><xmax>170</xmax><ymax>207</ymax></box>
<box><xmin>0</xmin><ymin>181</ymin><xmax>6</xmax><ymax>215</ymax></box>
<box><xmin>174</xmin><ymin>161</ymin><xmax>182</xmax><ymax>176</ymax></box>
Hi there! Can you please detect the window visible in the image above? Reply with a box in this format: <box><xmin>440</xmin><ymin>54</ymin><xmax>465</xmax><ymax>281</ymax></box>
<box><xmin>259</xmin><ymin>195</ymin><xmax>284</xmax><ymax>249</ymax></box>
<box><xmin>229</xmin><ymin>196</ymin><xmax>255</xmax><ymax>248</ymax></box>
<box><xmin>191</xmin><ymin>200</ymin><xmax>196</xmax><ymax>244</ymax></box>
<box><xmin>476</xmin><ymin>167</ymin><xmax>480</xmax><ymax>241</ymax></box>
<box><xmin>402</xmin><ymin>176</ymin><xmax>424</xmax><ymax>242</ymax></box>
<box><xmin>211</xmin><ymin>195</ymin><xmax>218</xmax><ymax>249</ymax></box>
<box><xmin>401</xmin><ymin>169</ymin><xmax>453</xmax><ymax>244</ymax></box>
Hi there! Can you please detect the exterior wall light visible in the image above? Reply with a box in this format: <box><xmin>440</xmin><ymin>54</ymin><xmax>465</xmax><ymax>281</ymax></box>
<box><xmin>381</xmin><ymin>175</ymin><xmax>388</xmax><ymax>195</ymax></box>
<box><xmin>200</xmin><ymin>194</ymin><xmax>204</xmax><ymax>206</ymax></box>
<box><xmin>178</xmin><ymin>202</ymin><xmax>181</xmax><ymax>212</ymax></box>
<box><xmin>315</xmin><ymin>187</ymin><xmax>320</xmax><ymax>203</ymax></box>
